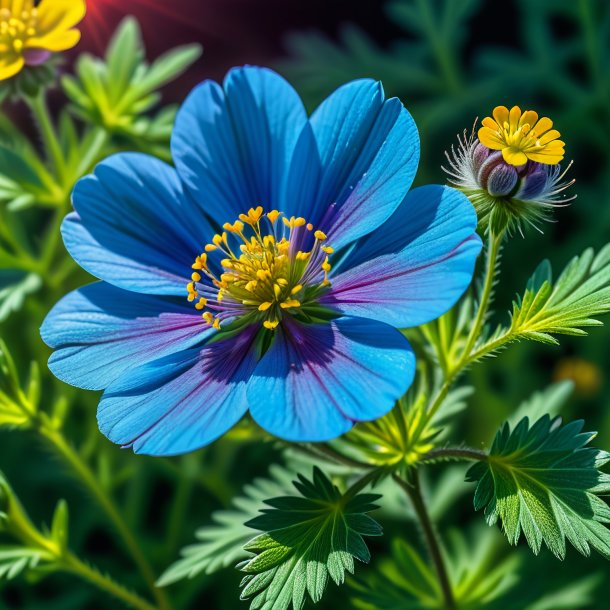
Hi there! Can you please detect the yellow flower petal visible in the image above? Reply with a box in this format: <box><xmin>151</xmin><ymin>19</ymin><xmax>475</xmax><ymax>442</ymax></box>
<box><xmin>492</xmin><ymin>105</ymin><xmax>509</xmax><ymax>126</ymax></box>
<box><xmin>519</xmin><ymin>110</ymin><xmax>538</xmax><ymax>129</ymax></box>
<box><xmin>35</xmin><ymin>0</ymin><xmax>86</xmax><ymax>35</ymax></box>
<box><xmin>478</xmin><ymin>126</ymin><xmax>505</xmax><ymax>150</ymax></box>
<box><xmin>533</xmin><ymin>116</ymin><xmax>553</xmax><ymax>136</ymax></box>
<box><xmin>481</xmin><ymin>116</ymin><xmax>499</xmax><ymax>130</ymax></box>
<box><xmin>526</xmin><ymin>150</ymin><xmax>564</xmax><ymax>164</ymax></box>
<box><xmin>26</xmin><ymin>28</ymin><xmax>81</xmax><ymax>52</ymax></box>
<box><xmin>0</xmin><ymin>54</ymin><xmax>24</xmax><ymax>81</ymax></box>
<box><xmin>537</xmin><ymin>129</ymin><xmax>561</xmax><ymax>145</ymax></box>
<box><xmin>502</xmin><ymin>147</ymin><xmax>528</xmax><ymax>166</ymax></box>
<box><xmin>508</xmin><ymin>106</ymin><xmax>522</xmax><ymax>132</ymax></box>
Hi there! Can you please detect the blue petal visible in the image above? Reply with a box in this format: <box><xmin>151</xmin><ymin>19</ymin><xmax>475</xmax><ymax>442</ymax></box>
<box><xmin>97</xmin><ymin>327</ymin><xmax>258</xmax><ymax>456</ymax></box>
<box><xmin>310</xmin><ymin>79</ymin><xmax>419</xmax><ymax>249</ymax></box>
<box><xmin>66</xmin><ymin>153</ymin><xmax>210</xmax><ymax>295</ymax></box>
<box><xmin>41</xmin><ymin>282</ymin><xmax>210</xmax><ymax>391</ymax></box>
<box><xmin>171</xmin><ymin>66</ymin><xmax>317</xmax><ymax>226</ymax></box>
<box><xmin>322</xmin><ymin>185</ymin><xmax>482</xmax><ymax>327</ymax></box>
<box><xmin>247</xmin><ymin>317</ymin><xmax>415</xmax><ymax>441</ymax></box>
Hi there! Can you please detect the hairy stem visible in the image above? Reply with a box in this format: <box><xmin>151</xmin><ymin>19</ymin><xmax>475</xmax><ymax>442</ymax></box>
<box><xmin>425</xmin><ymin>230</ymin><xmax>505</xmax><ymax>423</ymax></box>
<box><xmin>459</xmin><ymin>230</ymin><xmax>503</xmax><ymax>363</ymax></box>
<box><xmin>37</xmin><ymin>424</ymin><xmax>172</xmax><ymax>610</ymax></box>
<box><xmin>394</xmin><ymin>472</ymin><xmax>455</xmax><ymax>608</ymax></box>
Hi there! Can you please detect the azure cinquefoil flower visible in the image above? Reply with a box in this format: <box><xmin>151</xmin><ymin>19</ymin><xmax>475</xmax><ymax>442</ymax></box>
<box><xmin>444</xmin><ymin>106</ymin><xmax>574</xmax><ymax>233</ymax></box>
<box><xmin>0</xmin><ymin>0</ymin><xmax>85</xmax><ymax>81</ymax></box>
<box><xmin>42</xmin><ymin>67</ymin><xmax>481</xmax><ymax>455</ymax></box>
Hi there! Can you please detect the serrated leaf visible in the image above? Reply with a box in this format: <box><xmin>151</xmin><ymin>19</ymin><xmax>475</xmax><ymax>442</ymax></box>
<box><xmin>466</xmin><ymin>415</ymin><xmax>610</xmax><ymax>560</ymax></box>
<box><xmin>511</xmin><ymin>245</ymin><xmax>610</xmax><ymax>342</ymax></box>
<box><xmin>157</xmin><ymin>465</ymin><xmax>295</xmax><ymax>586</ymax></box>
<box><xmin>239</xmin><ymin>467</ymin><xmax>382</xmax><ymax>610</ymax></box>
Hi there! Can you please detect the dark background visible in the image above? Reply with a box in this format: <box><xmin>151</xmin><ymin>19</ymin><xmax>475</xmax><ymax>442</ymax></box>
<box><xmin>2</xmin><ymin>0</ymin><xmax>610</xmax><ymax>608</ymax></box>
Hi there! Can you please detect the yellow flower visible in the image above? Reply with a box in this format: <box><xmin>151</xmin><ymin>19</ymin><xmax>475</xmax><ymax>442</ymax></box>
<box><xmin>0</xmin><ymin>0</ymin><xmax>86</xmax><ymax>81</ymax></box>
<box><xmin>478</xmin><ymin>105</ymin><xmax>565</xmax><ymax>166</ymax></box>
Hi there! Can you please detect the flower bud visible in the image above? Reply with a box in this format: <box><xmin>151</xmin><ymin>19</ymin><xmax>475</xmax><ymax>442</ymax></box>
<box><xmin>477</xmin><ymin>153</ymin><xmax>519</xmax><ymax>197</ymax></box>
<box><xmin>443</xmin><ymin>123</ymin><xmax>574</xmax><ymax>233</ymax></box>
<box><xmin>516</xmin><ymin>166</ymin><xmax>548</xmax><ymax>200</ymax></box>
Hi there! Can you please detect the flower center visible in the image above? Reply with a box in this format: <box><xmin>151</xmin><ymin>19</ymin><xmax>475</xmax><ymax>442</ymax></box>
<box><xmin>0</xmin><ymin>6</ymin><xmax>38</xmax><ymax>54</ymax></box>
<box><xmin>187</xmin><ymin>207</ymin><xmax>333</xmax><ymax>330</ymax></box>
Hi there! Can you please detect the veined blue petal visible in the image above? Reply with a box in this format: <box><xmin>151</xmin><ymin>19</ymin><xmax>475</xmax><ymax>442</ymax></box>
<box><xmin>247</xmin><ymin>317</ymin><xmax>415</xmax><ymax>441</ymax></box>
<box><xmin>172</xmin><ymin>66</ymin><xmax>317</xmax><ymax>226</ymax></box>
<box><xmin>310</xmin><ymin>79</ymin><xmax>419</xmax><ymax>250</ymax></box>
<box><xmin>98</xmin><ymin>326</ymin><xmax>258</xmax><ymax>456</ymax></box>
<box><xmin>66</xmin><ymin>153</ymin><xmax>210</xmax><ymax>295</ymax></box>
<box><xmin>41</xmin><ymin>282</ymin><xmax>210</xmax><ymax>391</ymax></box>
<box><xmin>322</xmin><ymin>185</ymin><xmax>482</xmax><ymax>327</ymax></box>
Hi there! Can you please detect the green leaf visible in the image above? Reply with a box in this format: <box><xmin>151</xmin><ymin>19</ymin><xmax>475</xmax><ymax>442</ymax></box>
<box><xmin>0</xmin><ymin>270</ymin><xmax>42</xmax><ymax>322</ymax></box>
<box><xmin>157</xmin><ymin>465</ymin><xmax>296</xmax><ymax>586</ymax></box>
<box><xmin>63</xmin><ymin>17</ymin><xmax>201</xmax><ymax>142</ymax></box>
<box><xmin>466</xmin><ymin>415</ymin><xmax>610</xmax><ymax>559</ymax></box>
<box><xmin>0</xmin><ymin>547</ymin><xmax>46</xmax><ymax>581</ymax></box>
<box><xmin>511</xmin><ymin>245</ymin><xmax>610</xmax><ymax>344</ymax></box>
<box><xmin>0</xmin><ymin>340</ymin><xmax>37</xmax><ymax>428</ymax></box>
<box><xmin>239</xmin><ymin>467</ymin><xmax>382</xmax><ymax>610</ymax></box>
<box><xmin>49</xmin><ymin>500</ymin><xmax>69</xmax><ymax>553</ymax></box>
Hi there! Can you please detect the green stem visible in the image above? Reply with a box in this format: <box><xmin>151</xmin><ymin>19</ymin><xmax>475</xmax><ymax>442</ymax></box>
<box><xmin>63</xmin><ymin>552</ymin><xmax>160</xmax><ymax>610</ymax></box>
<box><xmin>459</xmin><ymin>230</ymin><xmax>503</xmax><ymax>364</ymax></box>
<box><xmin>76</xmin><ymin>128</ymin><xmax>110</xmax><ymax>177</ymax></box>
<box><xmin>425</xmin><ymin>231</ymin><xmax>505</xmax><ymax>423</ymax></box>
<box><xmin>37</xmin><ymin>424</ymin><xmax>172</xmax><ymax>610</ymax></box>
<box><xmin>28</xmin><ymin>93</ymin><xmax>65</xmax><ymax>182</ymax></box>
<box><xmin>394</xmin><ymin>472</ymin><xmax>455</xmax><ymax>609</ymax></box>
<box><xmin>304</xmin><ymin>443</ymin><xmax>372</xmax><ymax>470</ymax></box>
<box><xmin>419</xmin><ymin>447</ymin><xmax>488</xmax><ymax>463</ymax></box>
<box><xmin>40</xmin><ymin>128</ymin><xmax>110</xmax><ymax>283</ymax></box>
<box><xmin>344</xmin><ymin>468</ymin><xmax>381</xmax><ymax>499</ymax></box>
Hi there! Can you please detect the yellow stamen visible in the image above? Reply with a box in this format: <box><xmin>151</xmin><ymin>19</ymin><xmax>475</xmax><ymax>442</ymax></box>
<box><xmin>186</xmin><ymin>208</ymin><xmax>334</xmax><ymax>330</ymax></box>
<box><xmin>267</xmin><ymin>210</ymin><xmax>281</xmax><ymax>223</ymax></box>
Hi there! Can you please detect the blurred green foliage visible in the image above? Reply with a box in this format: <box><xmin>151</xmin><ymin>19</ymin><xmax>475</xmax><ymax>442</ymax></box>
<box><xmin>1</xmin><ymin>1</ymin><xmax>610</xmax><ymax>609</ymax></box>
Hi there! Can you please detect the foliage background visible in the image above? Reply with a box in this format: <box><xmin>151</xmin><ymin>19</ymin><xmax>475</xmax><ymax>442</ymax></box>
<box><xmin>1</xmin><ymin>0</ymin><xmax>609</xmax><ymax>608</ymax></box>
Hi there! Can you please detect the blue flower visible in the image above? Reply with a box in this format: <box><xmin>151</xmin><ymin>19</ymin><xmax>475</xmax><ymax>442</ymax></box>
<box><xmin>41</xmin><ymin>66</ymin><xmax>482</xmax><ymax>456</ymax></box>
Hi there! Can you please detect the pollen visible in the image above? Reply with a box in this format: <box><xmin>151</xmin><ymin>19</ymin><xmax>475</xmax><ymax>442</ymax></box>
<box><xmin>186</xmin><ymin>208</ymin><xmax>333</xmax><ymax>330</ymax></box>
<box><xmin>478</xmin><ymin>106</ymin><xmax>565</xmax><ymax>166</ymax></box>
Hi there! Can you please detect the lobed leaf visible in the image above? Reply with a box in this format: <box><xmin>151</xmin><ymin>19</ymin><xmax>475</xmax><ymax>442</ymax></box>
<box><xmin>466</xmin><ymin>415</ymin><xmax>610</xmax><ymax>560</ymax></box>
<box><xmin>239</xmin><ymin>467</ymin><xmax>382</xmax><ymax>610</ymax></box>
<box><xmin>157</xmin><ymin>465</ymin><xmax>295</xmax><ymax>587</ymax></box>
